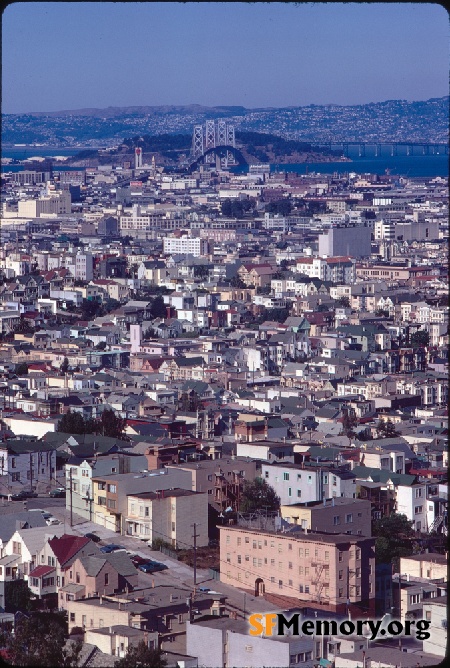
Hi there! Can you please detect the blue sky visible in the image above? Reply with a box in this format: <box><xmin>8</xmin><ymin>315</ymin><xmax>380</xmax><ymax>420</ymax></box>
<box><xmin>2</xmin><ymin>2</ymin><xmax>449</xmax><ymax>113</ymax></box>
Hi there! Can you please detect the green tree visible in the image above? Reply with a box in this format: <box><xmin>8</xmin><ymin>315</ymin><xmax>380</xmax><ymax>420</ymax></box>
<box><xmin>240</xmin><ymin>477</ymin><xmax>280</xmax><ymax>514</ymax></box>
<box><xmin>341</xmin><ymin>410</ymin><xmax>357</xmax><ymax>437</ymax></box>
<box><xmin>5</xmin><ymin>610</ymin><xmax>82</xmax><ymax>667</ymax></box>
<box><xmin>384</xmin><ymin>418</ymin><xmax>400</xmax><ymax>438</ymax></box>
<box><xmin>114</xmin><ymin>640</ymin><xmax>167</xmax><ymax>668</ymax></box>
<box><xmin>410</xmin><ymin>330</ymin><xmax>429</xmax><ymax>348</ymax></box>
<box><xmin>98</xmin><ymin>408</ymin><xmax>126</xmax><ymax>439</ymax></box>
<box><xmin>95</xmin><ymin>341</ymin><xmax>107</xmax><ymax>350</ymax></box>
<box><xmin>4</xmin><ymin>579</ymin><xmax>33</xmax><ymax>613</ymax></box>
<box><xmin>80</xmin><ymin>299</ymin><xmax>103</xmax><ymax>321</ymax></box>
<box><xmin>230</xmin><ymin>275</ymin><xmax>246</xmax><ymax>289</ymax></box>
<box><xmin>193</xmin><ymin>265</ymin><xmax>210</xmax><ymax>279</ymax></box>
<box><xmin>57</xmin><ymin>410</ymin><xmax>94</xmax><ymax>435</ymax></box>
<box><xmin>372</xmin><ymin>513</ymin><xmax>415</xmax><ymax>569</ymax></box>
<box><xmin>151</xmin><ymin>295</ymin><xmax>167</xmax><ymax>319</ymax></box>
<box><xmin>337</xmin><ymin>296</ymin><xmax>350</xmax><ymax>308</ymax></box>
<box><xmin>14</xmin><ymin>362</ymin><xmax>29</xmax><ymax>375</ymax></box>
<box><xmin>60</xmin><ymin>357</ymin><xmax>69</xmax><ymax>374</ymax></box>
<box><xmin>376</xmin><ymin>418</ymin><xmax>387</xmax><ymax>438</ymax></box>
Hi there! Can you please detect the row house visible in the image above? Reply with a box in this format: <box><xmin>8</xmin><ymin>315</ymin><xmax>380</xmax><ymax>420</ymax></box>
<box><xmin>219</xmin><ymin>525</ymin><xmax>375</xmax><ymax>615</ymax></box>
<box><xmin>238</xmin><ymin>264</ymin><xmax>275</xmax><ymax>288</ymax></box>
<box><xmin>0</xmin><ymin>440</ymin><xmax>56</xmax><ymax>495</ymax></box>
<box><xmin>159</xmin><ymin>356</ymin><xmax>205</xmax><ymax>382</ymax></box>
<box><xmin>29</xmin><ymin>533</ymin><xmax>100</xmax><ymax>602</ymax></box>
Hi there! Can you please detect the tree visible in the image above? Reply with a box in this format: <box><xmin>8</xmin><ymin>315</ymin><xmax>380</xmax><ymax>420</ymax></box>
<box><xmin>376</xmin><ymin>417</ymin><xmax>400</xmax><ymax>438</ymax></box>
<box><xmin>57</xmin><ymin>410</ymin><xmax>95</xmax><ymax>435</ymax></box>
<box><xmin>193</xmin><ymin>265</ymin><xmax>210</xmax><ymax>279</ymax></box>
<box><xmin>372</xmin><ymin>513</ymin><xmax>415</xmax><ymax>569</ymax></box>
<box><xmin>375</xmin><ymin>418</ymin><xmax>387</xmax><ymax>438</ymax></box>
<box><xmin>60</xmin><ymin>357</ymin><xmax>69</xmax><ymax>374</ymax></box>
<box><xmin>240</xmin><ymin>477</ymin><xmax>280</xmax><ymax>514</ymax></box>
<box><xmin>150</xmin><ymin>295</ymin><xmax>167</xmax><ymax>319</ymax></box>
<box><xmin>80</xmin><ymin>299</ymin><xmax>103</xmax><ymax>321</ymax></box>
<box><xmin>410</xmin><ymin>330</ymin><xmax>429</xmax><ymax>348</ymax></box>
<box><xmin>95</xmin><ymin>341</ymin><xmax>107</xmax><ymax>350</ymax></box>
<box><xmin>4</xmin><ymin>579</ymin><xmax>33</xmax><ymax>613</ymax></box>
<box><xmin>98</xmin><ymin>408</ymin><xmax>126</xmax><ymax>439</ymax></box>
<box><xmin>384</xmin><ymin>418</ymin><xmax>400</xmax><ymax>438</ymax></box>
<box><xmin>337</xmin><ymin>296</ymin><xmax>350</xmax><ymax>308</ymax></box>
<box><xmin>114</xmin><ymin>640</ymin><xmax>167</xmax><ymax>668</ymax></box>
<box><xmin>341</xmin><ymin>410</ymin><xmax>357</xmax><ymax>437</ymax></box>
<box><xmin>230</xmin><ymin>275</ymin><xmax>246</xmax><ymax>289</ymax></box>
<box><xmin>375</xmin><ymin>309</ymin><xmax>390</xmax><ymax>318</ymax></box>
<box><xmin>14</xmin><ymin>362</ymin><xmax>29</xmax><ymax>376</ymax></box>
<box><xmin>5</xmin><ymin>610</ymin><xmax>82</xmax><ymax>667</ymax></box>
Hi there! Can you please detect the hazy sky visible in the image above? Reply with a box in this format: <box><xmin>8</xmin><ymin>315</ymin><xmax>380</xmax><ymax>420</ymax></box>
<box><xmin>2</xmin><ymin>2</ymin><xmax>449</xmax><ymax>113</ymax></box>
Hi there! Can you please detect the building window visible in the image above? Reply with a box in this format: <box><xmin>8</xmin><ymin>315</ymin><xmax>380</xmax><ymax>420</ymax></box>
<box><xmin>346</xmin><ymin>514</ymin><xmax>353</xmax><ymax>523</ymax></box>
<box><xmin>305</xmin><ymin>585</ymin><xmax>310</xmax><ymax>594</ymax></box>
<box><xmin>283</xmin><ymin>472</ymin><xmax>290</xmax><ymax>481</ymax></box>
<box><xmin>333</xmin><ymin>516</ymin><xmax>340</xmax><ymax>525</ymax></box>
<box><xmin>237</xmin><ymin>537</ymin><xmax>241</xmax><ymax>546</ymax></box>
<box><xmin>105</xmin><ymin>573</ymin><xmax>109</xmax><ymax>585</ymax></box>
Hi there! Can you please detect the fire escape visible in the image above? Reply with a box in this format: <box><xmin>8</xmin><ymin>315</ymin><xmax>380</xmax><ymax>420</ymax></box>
<box><xmin>311</xmin><ymin>558</ymin><xmax>329</xmax><ymax>603</ymax></box>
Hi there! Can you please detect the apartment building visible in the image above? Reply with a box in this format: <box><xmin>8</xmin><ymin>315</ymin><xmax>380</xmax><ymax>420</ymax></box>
<box><xmin>166</xmin><ymin>457</ymin><xmax>259</xmax><ymax>512</ymax></box>
<box><xmin>219</xmin><ymin>525</ymin><xmax>375</xmax><ymax>615</ymax></box>
<box><xmin>280</xmin><ymin>498</ymin><xmax>372</xmax><ymax>536</ymax></box>
<box><xmin>125</xmin><ymin>488</ymin><xmax>208</xmax><ymax>548</ymax></box>
<box><xmin>91</xmin><ymin>468</ymin><xmax>193</xmax><ymax>534</ymax></box>
<box><xmin>163</xmin><ymin>236</ymin><xmax>209</xmax><ymax>257</ymax></box>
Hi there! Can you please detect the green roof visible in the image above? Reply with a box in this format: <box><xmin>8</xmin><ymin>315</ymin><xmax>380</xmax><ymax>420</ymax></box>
<box><xmin>352</xmin><ymin>466</ymin><xmax>416</xmax><ymax>486</ymax></box>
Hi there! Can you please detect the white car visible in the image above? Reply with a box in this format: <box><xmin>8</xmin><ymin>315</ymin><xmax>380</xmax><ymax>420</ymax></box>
<box><xmin>45</xmin><ymin>517</ymin><xmax>60</xmax><ymax>526</ymax></box>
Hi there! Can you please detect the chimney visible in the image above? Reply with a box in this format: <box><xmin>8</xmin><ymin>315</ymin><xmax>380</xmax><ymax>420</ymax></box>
<box><xmin>110</xmin><ymin>627</ymin><xmax>113</xmax><ymax>634</ymax></box>
<box><xmin>99</xmin><ymin>596</ymin><xmax>103</xmax><ymax>605</ymax></box>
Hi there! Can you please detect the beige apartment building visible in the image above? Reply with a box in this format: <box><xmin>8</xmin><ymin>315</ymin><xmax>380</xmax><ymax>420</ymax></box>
<box><xmin>280</xmin><ymin>498</ymin><xmax>372</xmax><ymax>536</ymax></box>
<box><xmin>219</xmin><ymin>525</ymin><xmax>375</xmax><ymax>616</ymax></box>
<box><xmin>125</xmin><ymin>488</ymin><xmax>208</xmax><ymax>548</ymax></box>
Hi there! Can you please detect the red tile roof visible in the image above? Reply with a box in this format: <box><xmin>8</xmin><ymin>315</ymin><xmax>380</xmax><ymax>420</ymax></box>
<box><xmin>29</xmin><ymin>564</ymin><xmax>55</xmax><ymax>578</ymax></box>
<box><xmin>48</xmin><ymin>534</ymin><xmax>91</xmax><ymax>566</ymax></box>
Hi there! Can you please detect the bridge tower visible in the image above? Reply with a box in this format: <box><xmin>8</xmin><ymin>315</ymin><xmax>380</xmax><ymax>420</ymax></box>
<box><xmin>204</xmin><ymin>120</ymin><xmax>216</xmax><ymax>163</ymax></box>
<box><xmin>217</xmin><ymin>120</ymin><xmax>227</xmax><ymax>146</ymax></box>
<box><xmin>226</xmin><ymin>124</ymin><xmax>236</xmax><ymax>165</ymax></box>
<box><xmin>192</xmin><ymin>125</ymin><xmax>204</xmax><ymax>160</ymax></box>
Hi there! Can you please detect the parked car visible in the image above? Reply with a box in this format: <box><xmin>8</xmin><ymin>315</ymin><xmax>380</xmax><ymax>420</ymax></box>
<box><xmin>29</xmin><ymin>509</ymin><xmax>53</xmax><ymax>520</ymax></box>
<box><xmin>100</xmin><ymin>544</ymin><xmax>126</xmax><ymax>554</ymax></box>
<box><xmin>11</xmin><ymin>490</ymin><xmax>35</xmax><ymax>500</ymax></box>
<box><xmin>130</xmin><ymin>555</ymin><xmax>149</xmax><ymax>567</ymax></box>
<box><xmin>45</xmin><ymin>517</ymin><xmax>60</xmax><ymax>526</ymax></box>
<box><xmin>49</xmin><ymin>488</ymin><xmax>66</xmax><ymax>498</ymax></box>
<box><xmin>84</xmin><ymin>533</ymin><xmax>101</xmax><ymax>543</ymax></box>
<box><xmin>138</xmin><ymin>559</ymin><xmax>168</xmax><ymax>573</ymax></box>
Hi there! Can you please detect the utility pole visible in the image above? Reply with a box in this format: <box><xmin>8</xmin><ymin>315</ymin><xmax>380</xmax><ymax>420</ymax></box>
<box><xmin>191</xmin><ymin>523</ymin><xmax>200</xmax><ymax>586</ymax></box>
<box><xmin>69</xmin><ymin>466</ymin><xmax>73</xmax><ymax>527</ymax></box>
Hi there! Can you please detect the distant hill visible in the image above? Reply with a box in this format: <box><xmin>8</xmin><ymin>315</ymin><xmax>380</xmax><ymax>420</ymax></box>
<box><xmin>2</xmin><ymin>97</ymin><xmax>448</xmax><ymax>147</ymax></box>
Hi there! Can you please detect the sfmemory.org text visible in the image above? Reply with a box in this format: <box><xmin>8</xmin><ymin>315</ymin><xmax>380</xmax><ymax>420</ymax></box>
<box><xmin>248</xmin><ymin>614</ymin><xmax>431</xmax><ymax>641</ymax></box>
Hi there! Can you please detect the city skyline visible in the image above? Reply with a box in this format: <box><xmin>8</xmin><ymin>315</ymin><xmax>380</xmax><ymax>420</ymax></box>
<box><xmin>2</xmin><ymin>2</ymin><xmax>449</xmax><ymax>114</ymax></box>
